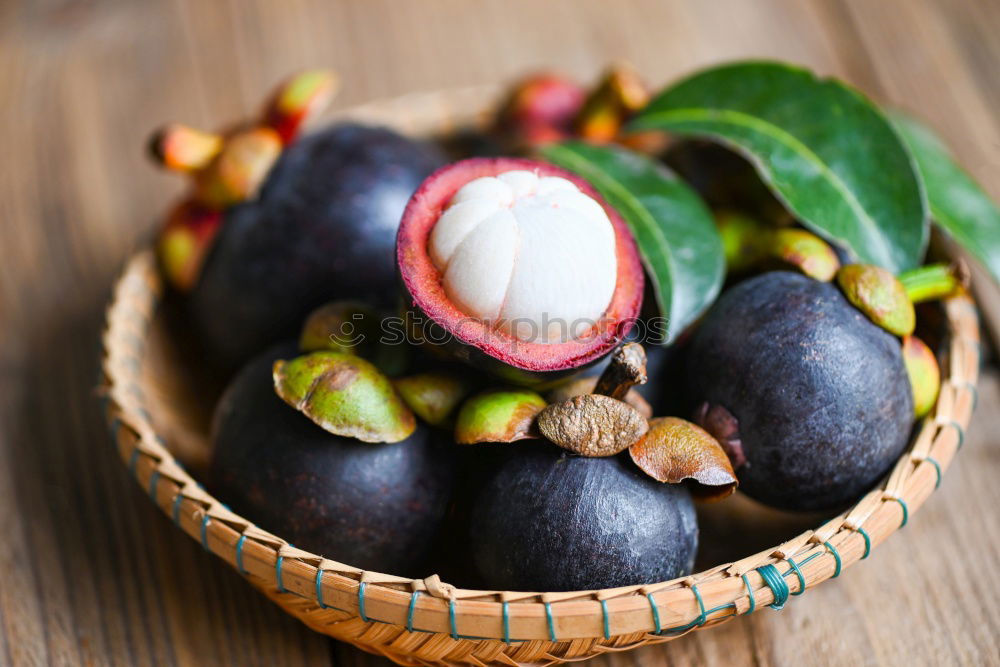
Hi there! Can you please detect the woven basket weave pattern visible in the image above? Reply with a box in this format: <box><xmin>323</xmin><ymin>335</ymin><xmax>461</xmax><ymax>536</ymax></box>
<box><xmin>99</xmin><ymin>89</ymin><xmax>980</xmax><ymax>667</ymax></box>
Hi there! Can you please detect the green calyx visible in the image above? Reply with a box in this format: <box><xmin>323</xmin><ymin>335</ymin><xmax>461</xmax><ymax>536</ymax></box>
<box><xmin>454</xmin><ymin>388</ymin><xmax>547</xmax><ymax>444</ymax></box>
<box><xmin>716</xmin><ymin>210</ymin><xmax>769</xmax><ymax>273</ymax></box>
<box><xmin>902</xmin><ymin>335</ymin><xmax>941</xmax><ymax>418</ymax></box>
<box><xmin>298</xmin><ymin>301</ymin><xmax>408</xmax><ymax>376</ymax></box>
<box><xmin>836</xmin><ymin>264</ymin><xmax>915</xmax><ymax>336</ymax></box>
<box><xmin>393</xmin><ymin>372</ymin><xmax>471</xmax><ymax>427</ymax></box>
<box><xmin>716</xmin><ymin>213</ymin><xmax>839</xmax><ymax>281</ymax></box>
<box><xmin>898</xmin><ymin>263</ymin><xmax>966</xmax><ymax>304</ymax></box>
<box><xmin>769</xmin><ymin>228</ymin><xmax>840</xmax><ymax>282</ymax></box>
<box><xmin>273</xmin><ymin>351</ymin><xmax>416</xmax><ymax>443</ymax></box>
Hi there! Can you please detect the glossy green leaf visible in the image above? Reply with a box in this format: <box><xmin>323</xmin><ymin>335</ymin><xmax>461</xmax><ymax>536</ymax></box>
<box><xmin>890</xmin><ymin>111</ymin><xmax>1000</xmax><ymax>285</ymax></box>
<box><xmin>631</xmin><ymin>61</ymin><xmax>928</xmax><ymax>273</ymax></box>
<box><xmin>541</xmin><ymin>141</ymin><xmax>723</xmax><ymax>340</ymax></box>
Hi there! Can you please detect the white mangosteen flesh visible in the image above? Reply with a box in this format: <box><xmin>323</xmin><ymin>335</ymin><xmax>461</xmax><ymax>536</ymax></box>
<box><xmin>428</xmin><ymin>170</ymin><xmax>617</xmax><ymax>344</ymax></box>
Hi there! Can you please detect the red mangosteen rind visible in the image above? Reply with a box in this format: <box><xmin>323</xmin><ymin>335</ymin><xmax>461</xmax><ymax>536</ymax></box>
<box><xmin>396</xmin><ymin>157</ymin><xmax>645</xmax><ymax>387</ymax></box>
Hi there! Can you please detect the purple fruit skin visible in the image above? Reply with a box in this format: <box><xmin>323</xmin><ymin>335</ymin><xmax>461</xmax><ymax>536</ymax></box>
<box><xmin>191</xmin><ymin>124</ymin><xmax>445</xmax><ymax>369</ymax></box>
<box><xmin>685</xmin><ymin>271</ymin><xmax>913</xmax><ymax>511</ymax></box>
<box><xmin>468</xmin><ymin>444</ymin><xmax>698</xmax><ymax>592</ymax></box>
<box><xmin>209</xmin><ymin>344</ymin><xmax>455</xmax><ymax>576</ymax></box>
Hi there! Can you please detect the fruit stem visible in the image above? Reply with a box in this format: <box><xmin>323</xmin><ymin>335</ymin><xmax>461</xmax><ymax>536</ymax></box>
<box><xmin>899</xmin><ymin>262</ymin><xmax>968</xmax><ymax>304</ymax></box>
<box><xmin>593</xmin><ymin>343</ymin><xmax>647</xmax><ymax>400</ymax></box>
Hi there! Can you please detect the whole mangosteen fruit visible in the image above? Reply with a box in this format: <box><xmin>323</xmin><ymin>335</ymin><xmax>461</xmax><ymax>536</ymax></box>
<box><xmin>191</xmin><ymin>124</ymin><xmax>445</xmax><ymax>368</ymax></box>
<box><xmin>209</xmin><ymin>344</ymin><xmax>455</xmax><ymax>576</ymax></box>
<box><xmin>494</xmin><ymin>73</ymin><xmax>586</xmax><ymax>148</ymax></box>
<box><xmin>685</xmin><ymin>271</ymin><xmax>914</xmax><ymax>511</ymax></box>
<box><xmin>467</xmin><ymin>444</ymin><xmax>698</xmax><ymax>591</ymax></box>
<box><xmin>396</xmin><ymin>158</ymin><xmax>645</xmax><ymax>386</ymax></box>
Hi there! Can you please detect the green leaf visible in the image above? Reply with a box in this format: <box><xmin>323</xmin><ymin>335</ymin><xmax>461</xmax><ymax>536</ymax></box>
<box><xmin>630</xmin><ymin>61</ymin><xmax>928</xmax><ymax>273</ymax></box>
<box><xmin>890</xmin><ymin>111</ymin><xmax>1000</xmax><ymax>285</ymax></box>
<box><xmin>541</xmin><ymin>141</ymin><xmax>723</xmax><ymax>340</ymax></box>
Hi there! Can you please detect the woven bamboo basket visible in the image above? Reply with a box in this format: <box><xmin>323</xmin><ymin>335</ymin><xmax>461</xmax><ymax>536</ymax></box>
<box><xmin>99</xmin><ymin>86</ymin><xmax>981</xmax><ymax>667</ymax></box>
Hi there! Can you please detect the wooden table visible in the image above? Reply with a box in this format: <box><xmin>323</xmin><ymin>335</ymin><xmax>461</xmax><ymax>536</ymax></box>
<box><xmin>2</xmin><ymin>1</ymin><xmax>998</xmax><ymax>664</ymax></box>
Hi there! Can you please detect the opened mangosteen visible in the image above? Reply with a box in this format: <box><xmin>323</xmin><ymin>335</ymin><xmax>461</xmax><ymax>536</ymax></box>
<box><xmin>209</xmin><ymin>344</ymin><xmax>456</xmax><ymax>575</ymax></box>
<box><xmin>397</xmin><ymin>158</ymin><xmax>645</xmax><ymax>386</ymax></box>
<box><xmin>685</xmin><ymin>271</ymin><xmax>914</xmax><ymax>511</ymax></box>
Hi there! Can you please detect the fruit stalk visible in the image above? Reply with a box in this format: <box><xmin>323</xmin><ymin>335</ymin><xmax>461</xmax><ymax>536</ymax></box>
<box><xmin>593</xmin><ymin>342</ymin><xmax>647</xmax><ymax>400</ymax></box>
<box><xmin>899</xmin><ymin>262</ymin><xmax>968</xmax><ymax>304</ymax></box>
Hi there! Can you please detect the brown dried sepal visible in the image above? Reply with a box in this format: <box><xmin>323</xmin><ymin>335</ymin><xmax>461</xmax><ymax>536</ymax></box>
<box><xmin>546</xmin><ymin>377</ymin><xmax>652</xmax><ymax>419</ymax></box>
<box><xmin>630</xmin><ymin>417</ymin><xmax>737</xmax><ymax>501</ymax></box>
<box><xmin>538</xmin><ymin>394</ymin><xmax>648</xmax><ymax>457</ymax></box>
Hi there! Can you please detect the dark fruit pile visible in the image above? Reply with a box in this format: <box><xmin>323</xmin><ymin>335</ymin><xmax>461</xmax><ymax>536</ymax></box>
<box><xmin>190</xmin><ymin>124</ymin><xmax>443</xmax><ymax>368</ymax></box>
<box><xmin>148</xmin><ymin>62</ymin><xmax>993</xmax><ymax>591</ymax></box>
<box><xmin>469</xmin><ymin>445</ymin><xmax>697</xmax><ymax>592</ymax></box>
<box><xmin>151</xmin><ymin>72</ymin><xmax>444</xmax><ymax>369</ymax></box>
<box><xmin>211</xmin><ymin>344</ymin><xmax>455</xmax><ymax>575</ymax></box>
<box><xmin>685</xmin><ymin>272</ymin><xmax>913</xmax><ymax>511</ymax></box>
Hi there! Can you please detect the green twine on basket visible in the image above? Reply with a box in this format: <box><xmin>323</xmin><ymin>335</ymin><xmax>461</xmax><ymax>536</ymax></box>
<box><xmin>315</xmin><ymin>568</ymin><xmax>328</xmax><ymax>609</ymax></box>
<box><xmin>786</xmin><ymin>557</ymin><xmax>806</xmax><ymax>595</ymax></box>
<box><xmin>647</xmin><ymin>593</ymin><xmax>662</xmax><ymax>633</ymax></box>
<box><xmin>600</xmin><ymin>599</ymin><xmax>611</xmax><ymax>640</ymax></box>
<box><xmin>449</xmin><ymin>600</ymin><xmax>459</xmax><ymax>640</ymax></box>
<box><xmin>691</xmin><ymin>585</ymin><xmax>706</xmax><ymax>624</ymax></box>
<box><xmin>924</xmin><ymin>457</ymin><xmax>942</xmax><ymax>488</ymax></box>
<box><xmin>235</xmin><ymin>534</ymin><xmax>247</xmax><ymax>574</ymax></box>
<box><xmin>889</xmin><ymin>496</ymin><xmax>910</xmax><ymax>527</ymax></box>
<box><xmin>823</xmin><ymin>542</ymin><xmax>842</xmax><ymax>578</ymax></box>
<box><xmin>358</xmin><ymin>582</ymin><xmax>369</xmax><ymax>622</ymax></box>
<box><xmin>741</xmin><ymin>574</ymin><xmax>756</xmax><ymax>614</ymax></box>
<box><xmin>755</xmin><ymin>565</ymin><xmax>790</xmax><ymax>610</ymax></box>
<box><xmin>406</xmin><ymin>591</ymin><xmax>420</xmax><ymax>632</ymax></box>
<box><xmin>275</xmin><ymin>555</ymin><xmax>286</xmax><ymax>593</ymax></box>
<box><xmin>199</xmin><ymin>514</ymin><xmax>211</xmax><ymax>552</ymax></box>
<box><xmin>856</xmin><ymin>527</ymin><xmax>872</xmax><ymax>559</ymax></box>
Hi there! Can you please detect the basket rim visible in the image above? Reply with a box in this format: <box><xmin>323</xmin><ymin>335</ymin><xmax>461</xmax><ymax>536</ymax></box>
<box><xmin>98</xmin><ymin>87</ymin><xmax>981</xmax><ymax>649</ymax></box>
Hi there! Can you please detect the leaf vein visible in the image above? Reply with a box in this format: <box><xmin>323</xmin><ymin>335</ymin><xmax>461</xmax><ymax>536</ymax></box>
<box><xmin>638</xmin><ymin>107</ymin><xmax>895</xmax><ymax>266</ymax></box>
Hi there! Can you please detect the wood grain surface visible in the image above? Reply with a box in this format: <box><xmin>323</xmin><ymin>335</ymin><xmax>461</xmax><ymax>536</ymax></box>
<box><xmin>2</xmin><ymin>0</ymin><xmax>999</xmax><ymax>665</ymax></box>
